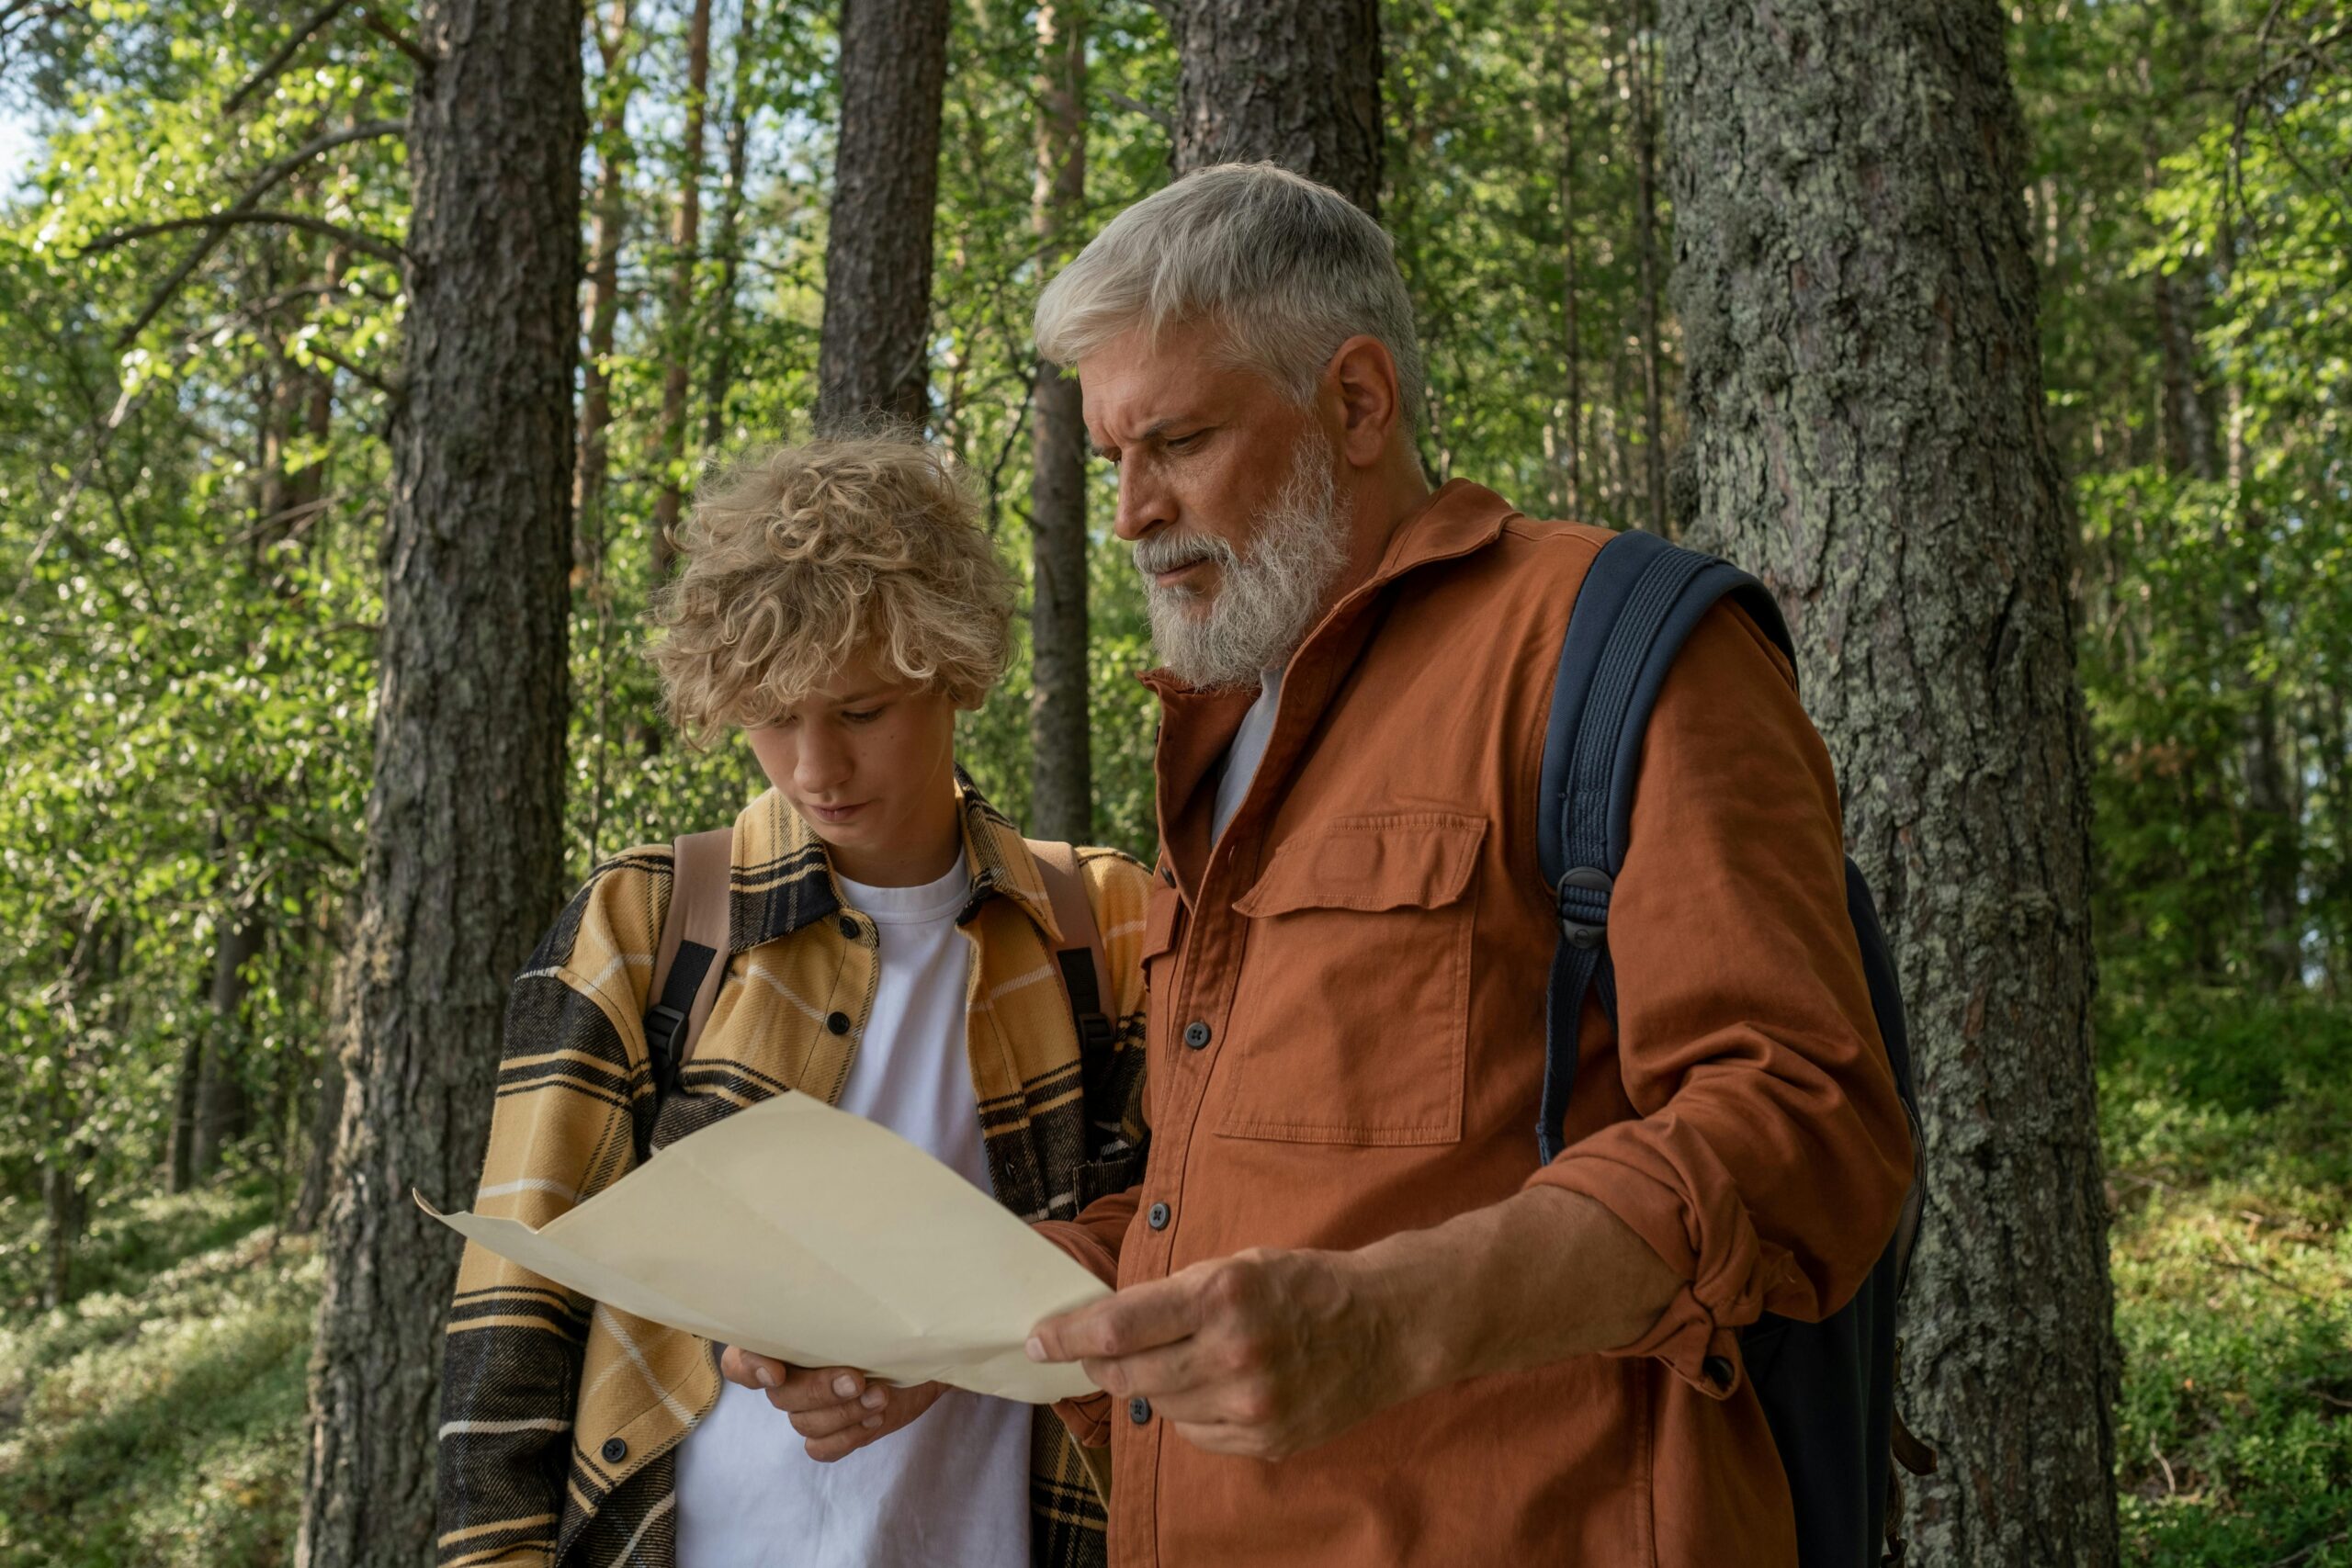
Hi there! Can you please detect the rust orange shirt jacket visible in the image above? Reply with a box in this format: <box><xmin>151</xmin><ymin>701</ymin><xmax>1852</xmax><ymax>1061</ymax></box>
<box><xmin>1036</xmin><ymin>481</ymin><xmax>1915</xmax><ymax>1567</ymax></box>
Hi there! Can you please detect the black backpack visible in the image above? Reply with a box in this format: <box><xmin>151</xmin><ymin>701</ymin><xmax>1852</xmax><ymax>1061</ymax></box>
<box><xmin>1535</xmin><ymin>529</ymin><xmax>1933</xmax><ymax>1568</ymax></box>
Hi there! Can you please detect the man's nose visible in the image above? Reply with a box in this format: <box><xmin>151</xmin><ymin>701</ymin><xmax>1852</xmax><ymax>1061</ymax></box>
<box><xmin>1112</xmin><ymin>467</ymin><xmax>1171</xmax><ymax>543</ymax></box>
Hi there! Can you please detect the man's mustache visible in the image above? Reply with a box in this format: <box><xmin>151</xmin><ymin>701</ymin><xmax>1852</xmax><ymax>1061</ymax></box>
<box><xmin>1133</xmin><ymin>531</ymin><xmax>1238</xmax><ymax>577</ymax></box>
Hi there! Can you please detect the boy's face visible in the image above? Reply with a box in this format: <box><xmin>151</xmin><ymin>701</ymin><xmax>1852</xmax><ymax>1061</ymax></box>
<box><xmin>744</xmin><ymin>654</ymin><xmax>963</xmax><ymax>887</ymax></box>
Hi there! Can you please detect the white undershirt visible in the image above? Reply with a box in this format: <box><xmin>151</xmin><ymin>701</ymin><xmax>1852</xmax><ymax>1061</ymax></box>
<box><xmin>673</xmin><ymin>852</ymin><xmax>1033</xmax><ymax>1568</ymax></box>
<box><xmin>1211</xmin><ymin>665</ymin><xmax>1286</xmax><ymax>842</ymax></box>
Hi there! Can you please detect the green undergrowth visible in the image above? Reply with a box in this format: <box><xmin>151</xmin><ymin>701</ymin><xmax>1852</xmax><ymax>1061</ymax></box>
<box><xmin>0</xmin><ymin>998</ymin><xmax>2344</xmax><ymax>1565</ymax></box>
<box><xmin>2104</xmin><ymin>990</ymin><xmax>2352</xmax><ymax>1568</ymax></box>
<box><xmin>0</xmin><ymin>1181</ymin><xmax>317</xmax><ymax>1568</ymax></box>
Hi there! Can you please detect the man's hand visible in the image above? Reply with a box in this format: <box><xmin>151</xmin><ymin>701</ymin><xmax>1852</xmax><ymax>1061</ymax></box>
<box><xmin>717</xmin><ymin>1346</ymin><xmax>947</xmax><ymax>1462</ymax></box>
<box><xmin>1024</xmin><ymin>1247</ymin><xmax>1413</xmax><ymax>1461</ymax></box>
<box><xmin>1023</xmin><ymin>1189</ymin><xmax>1683</xmax><ymax>1463</ymax></box>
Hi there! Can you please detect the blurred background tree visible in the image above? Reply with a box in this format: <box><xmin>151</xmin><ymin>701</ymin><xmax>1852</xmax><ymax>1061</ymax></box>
<box><xmin>0</xmin><ymin>1</ymin><xmax>2345</xmax><ymax>1564</ymax></box>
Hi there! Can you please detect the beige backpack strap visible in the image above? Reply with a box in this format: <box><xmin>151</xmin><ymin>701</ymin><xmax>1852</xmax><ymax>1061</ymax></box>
<box><xmin>644</xmin><ymin>829</ymin><xmax>735</xmax><ymax>1103</ymax></box>
<box><xmin>1026</xmin><ymin>839</ymin><xmax>1114</xmax><ymax>1054</ymax></box>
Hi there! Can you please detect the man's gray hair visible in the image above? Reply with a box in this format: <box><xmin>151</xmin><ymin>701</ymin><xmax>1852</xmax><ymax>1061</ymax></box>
<box><xmin>1033</xmin><ymin>162</ymin><xmax>1426</xmax><ymax>437</ymax></box>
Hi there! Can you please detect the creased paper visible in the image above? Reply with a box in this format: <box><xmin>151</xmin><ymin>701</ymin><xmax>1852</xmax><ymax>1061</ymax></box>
<box><xmin>418</xmin><ymin>1091</ymin><xmax>1106</xmax><ymax>1404</ymax></box>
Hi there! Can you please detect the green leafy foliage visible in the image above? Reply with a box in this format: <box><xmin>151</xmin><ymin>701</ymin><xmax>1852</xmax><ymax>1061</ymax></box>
<box><xmin>0</xmin><ymin>1</ymin><xmax>2346</xmax><ymax>1561</ymax></box>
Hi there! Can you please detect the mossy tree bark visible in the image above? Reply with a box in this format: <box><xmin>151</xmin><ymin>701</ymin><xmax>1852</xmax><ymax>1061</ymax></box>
<box><xmin>1660</xmin><ymin>3</ymin><xmax>2119</xmax><ymax>1563</ymax></box>
<box><xmin>293</xmin><ymin>0</ymin><xmax>580</xmax><ymax>1554</ymax></box>
<box><xmin>1170</xmin><ymin>0</ymin><xmax>1382</xmax><ymax>214</ymax></box>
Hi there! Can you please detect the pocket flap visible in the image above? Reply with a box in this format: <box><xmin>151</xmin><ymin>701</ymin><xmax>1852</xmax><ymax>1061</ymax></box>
<box><xmin>1233</xmin><ymin>812</ymin><xmax>1487</xmax><ymax>918</ymax></box>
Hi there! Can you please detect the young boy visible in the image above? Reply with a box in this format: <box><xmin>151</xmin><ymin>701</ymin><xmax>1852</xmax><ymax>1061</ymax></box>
<box><xmin>435</xmin><ymin>438</ymin><xmax>1150</xmax><ymax>1568</ymax></box>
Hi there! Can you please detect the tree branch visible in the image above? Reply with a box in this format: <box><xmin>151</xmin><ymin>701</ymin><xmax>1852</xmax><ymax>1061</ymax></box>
<box><xmin>357</xmin><ymin>4</ymin><xmax>434</xmax><ymax>69</ymax></box>
<box><xmin>83</xmin><ymin>118</ymin><xmax>408</xmax><ymax>349</ymax></box>
<box><xmin>96</xmin><ymin>210</ymin><xmax>406</xmax><ymax>268</ymax></box>
<box><xmin>296</xmin><ymin>338</ymin><xmax>399</xmax><ymax>399</ymax></box>
<box><xmin>224</xmin><ymin>0</ymin><xmax>356</xmax><ymax>115</ymax></box>
<box><xmin>1102</xmin><ymin>87</ymin><xmax>1175</xmax><ymax>135</ymax></box>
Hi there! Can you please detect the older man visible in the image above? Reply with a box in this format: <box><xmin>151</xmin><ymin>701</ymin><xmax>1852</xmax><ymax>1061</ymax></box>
<box><xmin>1021</xmin><ymin>163</ymin><xmax>1912</xmax><ymax>1567</ymax></box>
<box><xmin>727</xmin><ymin>163</ymin><xmax>1912</xmax><ymax>1566</ymax></box>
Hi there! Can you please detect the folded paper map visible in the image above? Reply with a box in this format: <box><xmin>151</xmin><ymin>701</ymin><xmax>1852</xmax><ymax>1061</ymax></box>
<box><xmin>417</xmin><ymin>1091</ymin><xmax>1108</xmax><ymax>1404</ymax></box>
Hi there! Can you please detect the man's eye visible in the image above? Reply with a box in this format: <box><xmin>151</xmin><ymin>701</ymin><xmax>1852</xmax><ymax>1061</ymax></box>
<box><xmin>1166</xmin><ymin>431</ymin><xmax>1204</xmax><ymax>452</ymax></box>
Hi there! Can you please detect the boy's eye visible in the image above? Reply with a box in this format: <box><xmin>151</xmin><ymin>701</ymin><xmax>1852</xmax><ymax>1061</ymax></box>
<box><xmin>842</xmin><ymin>707</ymin><xmax>884</xmax><ymax>723</ymax></box>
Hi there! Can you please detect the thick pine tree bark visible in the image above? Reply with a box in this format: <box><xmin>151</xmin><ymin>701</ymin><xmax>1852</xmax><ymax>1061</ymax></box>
<box><xmin>814</xmin><ymin>0</ymin><xmax>950</xmax><ymax>432</ymax></box>
<box><xmin>293</xmin><ymin>0</ymin><xmax>580</xmax><ymax>1553</ymax></box>
<box><xmin>1029</xmin><ymin>0</ymin><xmax>1091</xmax><ymax>844</ymax></box>
<box><xmin>1169</xmin><ymin>0</ymin><xmax>1380</xmax><ymax>211</ymax></box>
<box><xmin>1660</xmin><ymin>4</ymin><xmax>2118</xmax><ymax>1564</ymax></box>
<box><xmin>651</xmin><ymin>0</ymin><xmax>713</xmax><ymax>571</ymax></box>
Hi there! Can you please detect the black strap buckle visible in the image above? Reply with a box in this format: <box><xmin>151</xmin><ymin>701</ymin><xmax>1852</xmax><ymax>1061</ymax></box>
<box><xmin>645</xmin><ymin>1002</ymin><xmax>688</xmax><ymax>1082</ymax></box>
<box><xmin>1556</xmin><ymin>866</ymin><xmax>1614</xmax><ymax>951</ymax></box>
<box><xmin>1077</xmin><ymin>1012</ymin><xmax>1114</xmax><ymax>1053</ymax></box>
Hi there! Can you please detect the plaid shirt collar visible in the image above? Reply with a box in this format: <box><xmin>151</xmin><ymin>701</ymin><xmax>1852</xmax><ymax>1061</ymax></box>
<box><xmin>725</xmin><ymin>771</ymin><xmax>1065</xmax><ymax>954</ymax></box>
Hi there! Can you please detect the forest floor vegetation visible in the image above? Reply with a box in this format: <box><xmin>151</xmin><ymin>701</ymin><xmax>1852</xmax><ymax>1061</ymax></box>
<box><xmin>0</xmin><ymin>997</ymin><xmax>2342</xmax><ymax>1567</ymax></box>
<box><xmin>0</xmin><ymin>1181</ymin><xmax>313</xmax><ymax>1567</ymax></box>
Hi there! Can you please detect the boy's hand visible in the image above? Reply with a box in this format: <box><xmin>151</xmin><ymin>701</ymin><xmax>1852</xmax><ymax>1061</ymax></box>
<box><xmin>718</xmin><ymin>1346</ymin><xmax>948</xmax><ymax>1461</ymax></box>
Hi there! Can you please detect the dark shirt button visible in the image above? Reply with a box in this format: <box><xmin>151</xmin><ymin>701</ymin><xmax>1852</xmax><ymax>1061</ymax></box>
<box><xmin>827</xmin><ymin>1011</ymin><xmax>853</xmax><ymax>1036</ymax></box>
<box><xmin>1159</xmin><ymin>864</ymin><xmax>1176</xmax><ymax>886</ymax></box>
<box><xmin>838</xmin><ymin>915</ymin><xmax>860</xmax><ymax>940</ymax></box>
<box><xmin>600</xmin><ymin>1436</ymin><xmax>628</xmax><ymax>1463</ymax></box>
<box><xmin>1182</xmin><ymin>1021</ymin><xmax>1211</xmax><ymax>1050</ymax></box>
<box><xmin>1127</xmin><ymin>1395</ymin><xmax>1152</xmax><ymax>1425</ymax></box>
<box><xmin>1702</xmin><ymin>1355</ymin><xmax>1736</xmax><ymax>1389</ymax></box>
<box><xmin>1148</xmin><ymin>1201</ymin><xmax>1170</xmax><ymax>1230</ymax></box>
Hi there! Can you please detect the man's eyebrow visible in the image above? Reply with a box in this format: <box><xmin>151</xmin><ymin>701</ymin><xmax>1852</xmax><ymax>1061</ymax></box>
<box><xmin>1089</xmin><ymin>417</ymin><xmax>1182</xmax><ymax>460</ymax></box>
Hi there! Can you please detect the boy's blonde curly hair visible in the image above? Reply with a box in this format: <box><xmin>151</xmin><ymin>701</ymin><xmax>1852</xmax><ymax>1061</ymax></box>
<box><xmin>650</xmin><ymin>438</ymin><xmax>1016</xmax><ymax>748</ymax></box>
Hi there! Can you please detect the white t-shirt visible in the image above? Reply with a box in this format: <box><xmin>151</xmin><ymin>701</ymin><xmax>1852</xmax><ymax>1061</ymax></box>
<box><xmin>1211</xmin><ymin>665</ymin><xmax>1286</xmax><ymax>842</ymax></box>
<box><xmin>673</xmin><ymin>852</ymin><xmax>1033</xmax><ymax>1568</ymax></box>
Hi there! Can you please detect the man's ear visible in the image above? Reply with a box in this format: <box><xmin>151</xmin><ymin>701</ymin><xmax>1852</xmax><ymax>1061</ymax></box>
<box><xmin>1325</xmin><ymin>334</ymin><xmax>1402</xmax><ymax>468</ymax></box>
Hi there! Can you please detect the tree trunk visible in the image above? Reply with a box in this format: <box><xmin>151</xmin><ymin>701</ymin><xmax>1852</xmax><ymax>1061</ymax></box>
<box><xmin>1553</xmin><ymin>11</ymin><xmax>1583</xmax><ymax>522</ymax></box>
<box><xmin>40</xmin><ymin>1154</ymin><xmax>86</xmax><ymax>1310</ymax></box>
<box><xmin>704</xmin><ymin>6</ymin><xmax>757</xmax><ymax>453</ymax></box>
<box><xmin>166</xmin><ymin>1031</ymin><xmax>202</xmax><ymax>1193</ymax></box>
<box><xmin>1661</xmin><ymin>4</ymin><xmax>2118</xmax><ymax>1565</ymax></box>
<box><xmin>192</xmin><ymin>897</ymin><xmax>265</xmax><ymax>1180</ymax></box>
<box><xmin>815</xmin><ymin>0</ymin><xmax>950</xmax><ymax>433</ymax></box>
<box><xmin>651</xmin><ymin>0</ymin><xmax>713</xmax><ymax>572</ymax></box>
<box><xmin>1623</xmin><ymin>0</ymin><xmax>1668</xmax><ymax>536</ymax></box>
<box><xmin>1029</xmin><ymin>0</ymin><xmax>1091</xmax><ymax>844</ymax></box>
<box><xmin>578</xmin><ymin>0</ymin><xmax>636</xmax><ymax>580</ymax></box>
<box><xmin>1169</xmin><ymin>0</ymin><xmax>1381</xmax><ymax>211</ymax></box>
<box><xmin>294</xmin><ymin>0</ymin><xmax>581</xmax><ymax>1551</ymax></box>
<box><xmin>290</xmin><ymin>956</ymin><xmax>351</xmax><ymax>1235</ymax></box>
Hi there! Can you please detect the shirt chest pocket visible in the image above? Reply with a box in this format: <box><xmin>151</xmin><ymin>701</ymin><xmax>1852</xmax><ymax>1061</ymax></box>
<box><xmin>1214</xmin><ymin>812</ymin><xmax>1484</xmax><ymax>1146</ymax></box>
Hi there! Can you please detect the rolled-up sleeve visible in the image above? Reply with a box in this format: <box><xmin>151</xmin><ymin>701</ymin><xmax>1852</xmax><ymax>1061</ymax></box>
<box><xmin>1523</xmin><ymin>602</ymin><xmax>1913</xmax><ymax>1396</ymax></box>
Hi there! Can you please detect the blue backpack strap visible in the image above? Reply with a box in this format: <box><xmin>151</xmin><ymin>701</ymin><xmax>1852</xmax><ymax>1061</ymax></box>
<box><xmin>1535</xmin><ymin>530</ymin><xmax>1792</xmax><ymax>1161</ymax></box>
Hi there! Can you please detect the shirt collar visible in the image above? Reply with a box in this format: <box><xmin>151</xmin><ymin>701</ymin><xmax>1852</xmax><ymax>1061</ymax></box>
<box><xmin>726</xmin><ymin>771</ymin><xmax>1061</xmax><ymax>953</ymax></box>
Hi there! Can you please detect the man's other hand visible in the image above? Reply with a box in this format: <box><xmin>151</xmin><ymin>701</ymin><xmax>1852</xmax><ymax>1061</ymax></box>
<box><xmin>1024</xmin><ymin>1247</ymin><xmax>1407</xmax><ymax>1461</ymax></box>
<box><xmin>717</xmin><ymin>1346</ymin><xmax>947</xmax><ymax>1462</ymax></box>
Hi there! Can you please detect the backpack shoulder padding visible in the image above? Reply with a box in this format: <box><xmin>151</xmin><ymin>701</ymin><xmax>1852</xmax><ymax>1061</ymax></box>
<box><xmin>1025</xmin><ymin>839</ymin><xmax>1114</xmax><ymax>1055</ymax></box>
<box><xmin>642</xmin><ymin>828</ymin><xmax>732</xmax><ymax>1126</ymax></box>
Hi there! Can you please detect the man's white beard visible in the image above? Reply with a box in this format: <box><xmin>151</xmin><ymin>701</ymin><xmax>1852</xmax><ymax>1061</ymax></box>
<box><xmin>1134</xmin><ymin>435</ymin><xmax>1346</xmax><ymax>691</ymax></box>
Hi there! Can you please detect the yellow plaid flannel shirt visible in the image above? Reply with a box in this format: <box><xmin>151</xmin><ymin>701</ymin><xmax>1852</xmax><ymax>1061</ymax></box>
<box><xmin>435</xmin><ymin>782</ymin><xmax>1151</xmax><ymax>1568</ymax></box>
